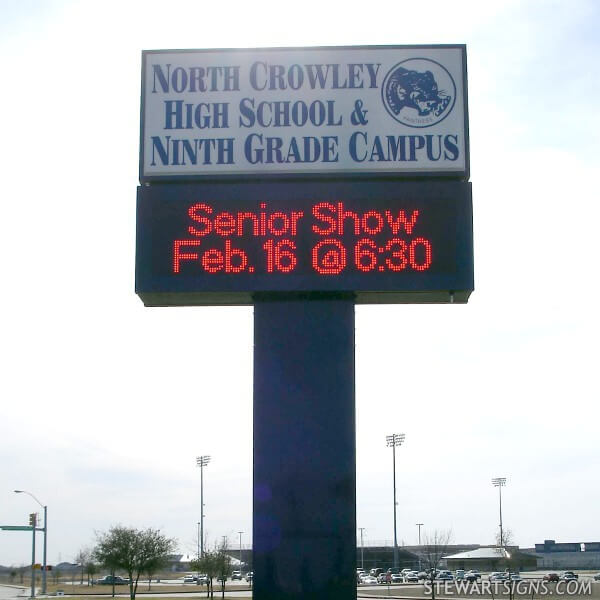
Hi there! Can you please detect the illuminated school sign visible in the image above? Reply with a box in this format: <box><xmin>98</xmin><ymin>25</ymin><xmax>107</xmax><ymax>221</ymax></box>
<box><xmin>140</xmin><ymin>45</ymin><xmax>469</xmax><ymax>181</ymax></box>
<box><xmin>135</xmin><ymin>180</ymin><xmax>473</xmax><ymax>305</ymax></box>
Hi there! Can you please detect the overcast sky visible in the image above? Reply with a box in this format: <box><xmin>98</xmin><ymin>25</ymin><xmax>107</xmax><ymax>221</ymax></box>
<box><xmin>1</xmin><ymin>0</ymin><xmax>599</xmax><ymax>568</ymax></box>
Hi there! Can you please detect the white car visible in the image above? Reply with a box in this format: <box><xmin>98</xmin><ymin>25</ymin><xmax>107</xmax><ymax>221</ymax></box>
<box><xmin>361</xmin><ymin>575</ymin><xmax>378</xmax><ymax>585</ymax></box>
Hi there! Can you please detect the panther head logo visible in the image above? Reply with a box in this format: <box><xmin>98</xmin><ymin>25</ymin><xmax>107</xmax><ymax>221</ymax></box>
<box><xmin>382</xmin><ymin>58</ymin><xmax>456</xmax><ymax>128</ymax></box>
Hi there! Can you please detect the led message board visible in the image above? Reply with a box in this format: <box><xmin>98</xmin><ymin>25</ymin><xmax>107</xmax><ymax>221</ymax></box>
<box><xmin>135</xmin><ymin>180</ymin><xmax>473</xmax><ymax>305</ymax></box>
<box><xmin>140</xmin><ymin>45</ymin><xmax>469</xmax><ymax>181</ymax></box>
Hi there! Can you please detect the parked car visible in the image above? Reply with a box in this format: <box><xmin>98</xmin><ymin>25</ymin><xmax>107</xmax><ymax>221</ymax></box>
<box><xmin>231</xmin><ymin>571</ymin><xmax>242</xmax><ymax>581</ymax></box>
<box><xmin>560</xmin><ymin>572</ymin><xmax>578</xmax><ymax>581</ymax></box>
<box><xmin>593</xmin><ymin>573</ymin><xmax>600</xmax><ymax>581</ymax></box>
<box><xmin>466</xmin><ymin>570</ymin><xmax>481</xmax><ymax>580</ymax></box>
<box><xmin>404</xmin><ymin>571</ymin><xmax>419</xmax><ymax>583</ymax></box>
<box><xmin>509</xmin><ymin>573</ymin><xmax>522</xmax><ymax>581</ymax></box>
<box><xmin>455</xmin><ymin>570</ymin><xmax>465</xmax><ymax>580</ymax></box>
<box><xmin>543</xmin><ymin>573</ymin><xmax>560</xmax><ymax>583</ymax></box>
<box><xmin>377</xmin><ymin>573</ymin><xmax>389</xmax><ymax>584</ymax></box>
<box><xmin>183</xmin><ymin>575</ymin><xmax>196</xmax><ymax>583</ymax></box>
<box><xmin>245</xmin><ymin>572</ymin><xmax>253</xmax><ymax>582</ymax></box>
<box><xmin>437</xmin><ymin>571</ymin><xmax>454</xmax><ymax>581</ymax></box>
<box><xmin>361</xmin><ymin>575</ymin><xmax>378</xmax><ymax>585</ymax></box>
<box><xmin>489</xmin><ymin>572</ymin><xmax>508</xmax><ymax>582</ymax></box>
<box><xmin>371</xmin><ymin>568</ymin><xmax>384</xmax><ymax>577</ymax></box>
<box><xmin>95</xmin><ymin>575</ymin><xmax>130</xmax><ymax>585</ymax></box>
<box><xmin>197</xmin><ymin>574</ymin><xmax>209</xmax><ymax>585</ymax></box>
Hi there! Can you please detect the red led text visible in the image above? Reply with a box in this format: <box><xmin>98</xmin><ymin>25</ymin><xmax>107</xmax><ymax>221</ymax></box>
<box><xmin>172</xmin><ymin>201</ymin><xmax>434</xmax><ymax>276</ymax></box>
<box><xmin>312</xmin><ymin>202</ymin><xmax>419</xmax><ymax>236</ymax></box>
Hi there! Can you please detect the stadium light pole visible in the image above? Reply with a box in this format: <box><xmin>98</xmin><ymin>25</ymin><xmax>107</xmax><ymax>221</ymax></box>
<box><xmin>197</xmin><ymin>522</ymin><xmax>201</xmax><ymax>559</ymax></box>
<box><xmin>15</xmin><ymin>490</ymin><xmax>47</xmax><ymax>596</ymax></box>
<box><xmin>491</xmin><ymin>477</ymin><xmax>507</xmax><ymax>548</ymax></box>
<box><xmin>196</xmin><ymin>456</ymin><xmax>211</xmax><ymax>557</ymax></box>
<box><xmin>386</xmin><ymin>433</ymin><xmax>405</xmax><ymax>570</ymax></box>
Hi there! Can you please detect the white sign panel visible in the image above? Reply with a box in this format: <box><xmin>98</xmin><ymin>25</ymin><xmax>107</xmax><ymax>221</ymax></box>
<box><xmin>140</xmin><ymin>45</ymin><xmax>469</xmax><ymax>181</ymax></box>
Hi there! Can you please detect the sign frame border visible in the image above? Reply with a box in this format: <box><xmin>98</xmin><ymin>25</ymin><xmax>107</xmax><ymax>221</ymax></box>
<box><xmin>139</xmin><ymin>44</ymin><xmax>470</xmax><ymax>184</ymax></box>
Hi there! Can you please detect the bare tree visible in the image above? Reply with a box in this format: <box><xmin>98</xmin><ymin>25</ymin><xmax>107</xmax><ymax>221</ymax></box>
<box><xmin>495</xmin><ymin>528</ymin><xmax>514</xmax><ymax>548</ymax></box>
<box><xmin>74</xmin><ymin>548</ymin><xmax>90</xmax><ymax>585</ymax></box>
<box><xmin>85</xmin><ymin>559</ymin><xmax>99</xmax><ymax>585</ymax></box>
<box><xmin>420</xmin><ymin>530</ymin><xmax>453</xmax><ymax>600</ymax></box>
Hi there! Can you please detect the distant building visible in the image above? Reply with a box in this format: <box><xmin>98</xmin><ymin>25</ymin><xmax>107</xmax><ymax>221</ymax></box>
<box><xmin>444</xmin><ymin>546</ymin><xmax>538</xmax><ymax>571</ymax></box>
<box><xmin>532</xmin><ymin>540</ymin><xmax>600</xmax><ymax>569</ymax></box>
<box><xmin>166</xmin><ymin>554</ymin><xmax>194</xmax><ymax>572</ymax></box>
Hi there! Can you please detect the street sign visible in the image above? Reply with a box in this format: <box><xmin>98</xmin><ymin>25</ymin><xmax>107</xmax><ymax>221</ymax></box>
<box><xmin>0</xmin><ymin>525</ymin><xmax>34</xmax><ymax>531</ymax></box>
<box><xmin>140</xmin><ymin>45</ymin><xmax>469</xmax><ymax>181</ymax></box>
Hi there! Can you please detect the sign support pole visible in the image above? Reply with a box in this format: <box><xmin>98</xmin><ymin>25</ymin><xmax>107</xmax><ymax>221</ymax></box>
<box><xmin>253</xmin><ymin>297</ymin><xmax>356</xmax><ymax>600</ymax></box>
<box><xmin>30</xmin><ymin>518</ymin><xmax>36</xmax><ymax>598</ymax></box>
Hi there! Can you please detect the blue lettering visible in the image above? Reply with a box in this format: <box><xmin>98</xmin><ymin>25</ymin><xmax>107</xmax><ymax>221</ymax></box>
<box><xmin>305</xmin><ymin>64</ymin><xmax>330</xmax><ymax>89</ymax></box>
<box><xmin>444</xmin><ymin>135</ymin><xmax>459</xmax><ymax>160</ymax></box>
<box><xmin>426</xmin><ymin>135</ymin><xmax>442</xmax><ymax>161</ymax></box>
<box><xmin>349</xmin><ymin>132</ymin><xmax>368</xmax><ymax>162</ymax></box>
<box><xmin>408</xmin><ymin>136</ymin><xmax>425</xmax><ymax>161</ymax></box>
<box><xmin>150</xmin><ymin>136</ymin><xmax>234</xmax><ymax>165</ymax></box>
<box><xmin>239</xmin><ymin>98</ymin><xmax>255</xmax><ymax>127</ymax></box>
<box><xmin>250</xmin><ymin>62</ymin><xmax>267</xmax><ymax>91</ymax></box>
<box><xmin>152</xmin><ymin>64</ymin><xmax>171</xmax><ymax>93</ymax></box>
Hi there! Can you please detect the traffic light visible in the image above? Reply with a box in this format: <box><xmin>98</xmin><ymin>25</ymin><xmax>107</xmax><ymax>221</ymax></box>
<box><xmin>29</xmin><ymin>513</ymin><xmax>37</xmax><ymax>527</ymax></box>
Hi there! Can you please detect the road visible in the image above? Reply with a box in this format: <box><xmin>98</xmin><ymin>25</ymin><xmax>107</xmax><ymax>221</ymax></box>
<box><xmin>0</xmin><ymin>586</ymin><xmax>26</xmax><ymax>600</ymax></box>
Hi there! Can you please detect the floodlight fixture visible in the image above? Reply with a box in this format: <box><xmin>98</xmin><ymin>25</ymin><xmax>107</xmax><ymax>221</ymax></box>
<box><xmin>386</xmin><ymin>433</ymin><xmax>405</xmax><ymax>447</ymax></box>
<box><xmin>196</xmin><ymin>455</ymin><xmax>211</xmax><ymax>467</ymax></box>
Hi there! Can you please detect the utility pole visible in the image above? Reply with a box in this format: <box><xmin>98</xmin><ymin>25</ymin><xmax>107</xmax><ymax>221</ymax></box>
<box><xmin>416</xmin><ymin>523</ymin><xmax>423</xmax><ymax>571</ymax></box>
<box><xmin>358</xmin><ymin>528</ymin><xmax>366</xmax><ymax>570</ymax></box>
<box><xmin>238</xmin><ymin>531</ymin><xmax>244</xmax><ymax>572</ymax></box>
<box><xmin>196</xmin><ymin>456</ymin><xmax>211</xmax><ymax>557</ymax></box>
<box><xmin>386</xmin><ymin>433</ymin><xmax>405</xmax><ymax>570</ymax></box>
